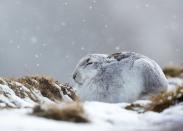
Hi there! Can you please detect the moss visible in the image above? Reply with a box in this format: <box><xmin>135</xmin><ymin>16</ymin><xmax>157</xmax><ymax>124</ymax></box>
<box><xmin>163</xmin><ymin>66</ymin><xmax>183</xmax><ymax>77</ymax></box>
<box><xmin>32</xmin><ymin>102</ymin><xmax>89</xmax><ymax>123</ymax></box>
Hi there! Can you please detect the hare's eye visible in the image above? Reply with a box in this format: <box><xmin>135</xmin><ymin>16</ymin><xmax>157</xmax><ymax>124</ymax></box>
<box><xmin>86</xmin><ymin>58</ymin><xmax>90</xmax><ymax>63</ymax></box>
<box><xmin>85</xmin><ymin>58</ymin><xmax>93</xmax><ymax>65</ymax></box>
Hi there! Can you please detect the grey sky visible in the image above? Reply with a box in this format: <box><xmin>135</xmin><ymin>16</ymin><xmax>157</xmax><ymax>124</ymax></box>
<box><xmin>0</xmin><ymin>0</ymin><xmax>183</xmax><ymax>82</ymax></box>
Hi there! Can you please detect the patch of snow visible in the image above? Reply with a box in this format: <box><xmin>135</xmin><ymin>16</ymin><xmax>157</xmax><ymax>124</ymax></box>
<box><xmin>0</xmin><ymin>77</ymin><xmax>183</xmax><ymax>130</ymax></box>
<box><xmin>0</xmin><ymin>85</ymin><xmax>33</xmax><ymax>108</ymax></box>
<box><xmin>168</xmin><ymin>77</ymin><xmax>183</xmax><ymax>91</ymax></box>
<box><xmin>1</xmin><ymin>101</ymin><xmax>183</xmax><ymax>131</ymax></box>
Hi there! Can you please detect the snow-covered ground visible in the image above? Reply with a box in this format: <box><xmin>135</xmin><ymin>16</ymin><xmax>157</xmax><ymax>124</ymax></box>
<box><xmin>0</xmin><ymin>77</ymin><xmax>183</xmax><ymax>131</ymax></box>
<box><xmin>1</xmin><ymin>101</ymin><xmax>183</xmax><ymax>131</ymax></box>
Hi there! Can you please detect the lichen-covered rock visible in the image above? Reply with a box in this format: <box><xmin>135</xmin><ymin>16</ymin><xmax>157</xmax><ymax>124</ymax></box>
<box><xmin>0</xmin><ymin>76</ymin><xmax>79</xmax><ymax>109</ymax></box>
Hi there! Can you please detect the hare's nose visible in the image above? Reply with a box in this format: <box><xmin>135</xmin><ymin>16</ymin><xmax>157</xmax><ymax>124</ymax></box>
<box><xmin>73</xmin><ymin>72</ymin><xmax>77</xmax><ymax>80</ymax></box>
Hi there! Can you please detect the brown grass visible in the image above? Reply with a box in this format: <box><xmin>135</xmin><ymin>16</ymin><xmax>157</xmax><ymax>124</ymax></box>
<box><xmin>125</xmin><ymin>103</ymin><xmax>146</xmax><ymax>113</ymax></box>
<box><xmin>163</xmin><ymin>66</ymin><xmax>183</xmax><ymax>77</ymax></box>
<box><xmin>146</xmin><ymin>86</ymin><xmax>183</xmax><ymax>112</ymax></box>
<box><xmin>17</xmin><ymin>76</ymin><xmax>63</xmax><ymax>102</ymax></box>
<box><xmin>0</xmin><ymin>76</ymin><xmax>79</xmax><ymax>109</ymax></box>
<box><xmin>57</xmin><ymin>83</ymin><xmax>80</xmax><ymax>101</ymax></box>
<box><xmin>126</xmin><ymin>86</ymin><xmax>183</xmax><ymax>113</ymax></box>
<box><xmin>0</xmin><ymin>77</ymin><xmax>7</xmax><ymax>85</ymax></box>
<box><xmin>32</xmin><ymin>102</ymin><xmax>89</xmax><ymax>123</ymax></box>
<box><xmin>2</xmin><ymin>75</ymin><xmax>79</xmax><ymax>102</ymax></box>
<box><xmin>125</xmin><ymin>65</ymin><xmax>183</xmax><ymax>113</ymax></box>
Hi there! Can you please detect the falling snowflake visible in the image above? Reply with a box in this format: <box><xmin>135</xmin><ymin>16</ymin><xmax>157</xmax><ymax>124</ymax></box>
<box><xmin>104</xmin><ymin>24</ymin><xmax>109</xmax><ymax>28</ymax></box>
<box><xmin>175</xmin><ymin>49</ymin><xmax>180</xmax><ymax>52</ymax></box>
<box><xmin>71</xmin><ymin>41</ymin><xmax>75</xmax><ymax>45</ymax></box>
<box><xmin>81</xmin><ymin>46</ymin><xmax>85</xmax><ymax>51</ymax></box>
<box><xmin>9</xmin><ymin>40</ymin><xmax>14</xmax><ymax>44</ymax></box>
<box><xmin>61</xmin><ymin>22</ymin><xmax>67</xmax><ymax>27</ymax></box>
<box><xmin>17</xmin><ymin>45</ymin><xmax>20</xmax><ymax>49</ymax></box>
<box><xmin>89</xmin><ymin>6</ymin><xmax>93</xmax><ymax>10</ymax></box>
<box><xmin>15</xmin><ymin>1</ymin><xmax>22</xmax><ymax>5</ymax></box>
<box><xmin>115</xmin><ymin>46</ymin><xmax>120</xmax><ymax>51</ymax></box>
<box><xmin>30</xmin><ymin>37</ymin><xmax>38</xmax><ymax>44</ymax></box>
<box><xmin>34</xmin><ymin>54</ymin><xmax>39</xmax><ymax>59</ymax></box>
<box><xmin>93</xmin><ymin>0</ymin><xmax>96</xmax><ymax>4</ymax></box>
<box><xmin>64</xmin><ymin>2</ymin><xmax>68</xmax><ymax>6</ymax></box>
<box><xmin>82</xmin><ymin>19</ymin><xmax>86</xmax><ymax>23</ymax></box>
<box><xmin>42</xmin><ymin>43</ymin><xmax>48</xmax><ymax>47</ymax></box>
<box><xmin>145</xmin><ymin>4</ymin><xmax>149</xmax><ymax>8</ymax></box>
<box><xmin>172</xmin><ymin>15</ymin><xmax>177</xmax><ymax>19</ymax></box>
<box><xmin>65</xmin><ymin>55</ymin><xmax>70</xmax><ymax>59</ymax></box>
<box><xmin>15</xmin><ymin>30</ymin><xmax>19</xmax><ymax>34</ymax></box>
<box><xmin>36</xmin><ymin>64</ymin><xmax>40</xmax><ymax>67</ymax></box>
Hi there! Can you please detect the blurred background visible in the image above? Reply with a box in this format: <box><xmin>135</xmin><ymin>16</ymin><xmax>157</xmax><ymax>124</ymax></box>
<box><xmin>0</xmin><ymin>0</ymin><xmax>183</xmax><ymax>82</ymax></box>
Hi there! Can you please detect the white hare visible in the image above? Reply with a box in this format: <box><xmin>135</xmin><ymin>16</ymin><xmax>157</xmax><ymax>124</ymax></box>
<box><xmin>73</xmin><ymin>52</ymin><xmax>168</xmax><ymax>103</ymax></box>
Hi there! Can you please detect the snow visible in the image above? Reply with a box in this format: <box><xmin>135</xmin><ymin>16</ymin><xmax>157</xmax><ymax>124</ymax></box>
<box><xmin>30</xmin><ymin>36</ymin><xmax>38</xmax><ymax>44</ymax></box>
<box><xmin>0</xmin><ymin>79</ymin><xmax>73</xmax><ymax>108</ymax></box>
<box><xmin>81</xmin><ymin>46</ymin><xmax>85</xmax><ymax>51</ymax></box>
<box><xmin>168</xmin><ymin>77</ymin><xmax>183</xmax><ymax>91</ymax></box>
<box><xmin>0</xmin><ymin>84</ymin><xmax>34</xmax><ymax>108</ymax></box>
<box><xmin>115</xmin><ymin>46</ymin><xmax>120</xmax><ymax>51</ymax></box>
<box><xmin>0</xmin><ymin>77</ymin><xmax>183</xmax><ymax>131</ymax></box>
<box><xmin>34</xmin><ymin>54</ymin><xmax>39</xmax><ymax>59</ymax></box>
<box><xmin>1</xmin><ymin>101</ymin><xmax>183</xmax><ymax>131</ymax></box>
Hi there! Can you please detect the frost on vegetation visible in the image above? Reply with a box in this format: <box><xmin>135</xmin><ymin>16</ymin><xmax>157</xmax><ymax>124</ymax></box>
<box><xmin>126</xmin><ymin>86</ymin><xmax>183</xmax><ymax>113</ymax></box>
<box><xmin>0</xmin><ymin>76</ymin><xmax>79</xmax><ymax>109</ymax></box>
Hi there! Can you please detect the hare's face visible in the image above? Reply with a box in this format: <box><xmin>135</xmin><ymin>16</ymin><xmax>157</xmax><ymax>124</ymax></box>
<box><xmin>73</xmin><ymin>54</ymin><xmax>107</xmax><ymax>85</ymax></box>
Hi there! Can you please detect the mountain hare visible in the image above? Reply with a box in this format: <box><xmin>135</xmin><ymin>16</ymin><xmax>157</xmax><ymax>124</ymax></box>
<box><xmin>73</xmin><ymin>52</ymin><xmax>168</xmax><ymax>103</ymax></box>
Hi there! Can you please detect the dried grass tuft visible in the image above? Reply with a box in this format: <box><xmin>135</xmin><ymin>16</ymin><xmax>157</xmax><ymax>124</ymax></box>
<box><xmin>32</xmin><ymin>102</ymin><xmax>89</xmax><ymax>123</ymax></box>
<box><xmin>126</xmin><ymin>86</ymin><xmax>183</xmax><ymax>113</ymax></box>
<box><xmin>163</xmin><ymin>66</ymin><xmax>183</xmax><ymax>77</ymax></box>
<box><xmin>146</xmin><ymin>86</ymin><xmax>183</xmax><ymax>112</ymax></box>
<box><xmin>0</xmin><ymin>75</ymin><xmax>79</xmax><ymax>109</ymax></box>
